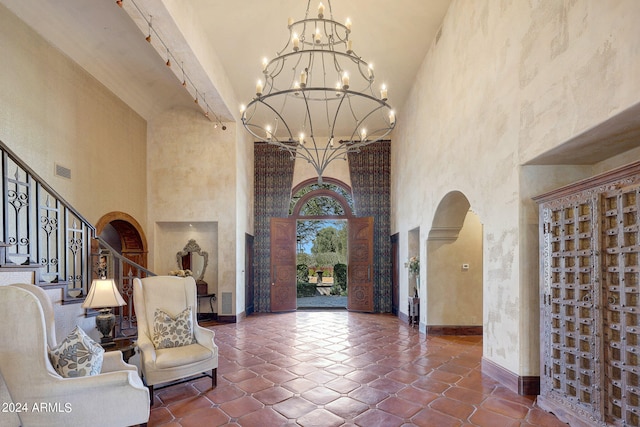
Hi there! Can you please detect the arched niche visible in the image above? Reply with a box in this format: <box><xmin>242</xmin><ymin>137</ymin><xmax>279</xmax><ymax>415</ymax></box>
<box><xmin>426</xmin><ymin>191</ymin><xmax>483</xmax><ymax>334</ymax></box>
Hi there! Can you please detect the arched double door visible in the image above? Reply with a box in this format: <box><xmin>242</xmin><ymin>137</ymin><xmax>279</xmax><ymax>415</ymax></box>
<box><xmin>270</xmin><ymin>179</ymin><xmax>374</xmax><ymax>312</ymax></box>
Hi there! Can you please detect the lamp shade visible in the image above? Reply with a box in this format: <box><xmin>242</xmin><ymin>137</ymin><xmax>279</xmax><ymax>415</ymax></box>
<box><xmin>82</xmin><ymin>279</ymin><xmax>127</xmax><ymax>309</ymax></box>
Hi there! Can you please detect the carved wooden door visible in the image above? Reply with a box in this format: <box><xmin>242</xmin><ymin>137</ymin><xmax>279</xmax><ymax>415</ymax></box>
<box><xmin>270</xmin><ymin>218</ymin><xmax>297</xmax><ymax>312</ymax></box>
<box><xmin>348</xmin><ymin>217</ymin><xmax>374</xmax><ymax>312</ymax></box>
<box><xmin>601</xmin><ymin>185</ymin><xmax>640</xmax><ymax>425</ymax></box>
<box><xmin>539</xmin><ymin>194</ymin><xmax>603</xmax><ymax>422</ymax></box>
<box><xmin>536</xmin><ymin>164</ymin><xmax>640</xmax><ymax>427</ymax></box>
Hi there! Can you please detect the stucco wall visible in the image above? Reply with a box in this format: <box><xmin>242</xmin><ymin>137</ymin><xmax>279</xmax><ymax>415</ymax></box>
<box><xmin>147</xmin><ymin>107</ymin><xmax>238</xmax><ymax>315</ymax></box>
<box><xmin>393</xmin><ymin>0</ymin><xmax>640</xmax><ymax>378</ymax></box>
<box><xmin>427</xmin><ymin>211</ymin><xmax>482</xmax><ymax>326</ymax></box>
<box><xmin>0</xmin><ymin>5</ymin><xmax>148</xmax><ymax>340</ymax></box>
<box><xmin>0</xmin><ymin>3</ymin><xmax>148</xmax><ymax>227</ymax></box>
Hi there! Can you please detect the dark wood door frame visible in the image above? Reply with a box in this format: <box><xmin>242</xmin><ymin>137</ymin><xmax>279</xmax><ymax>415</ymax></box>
<box><xmin>391</xmin><ymin>233</ymin><xmax>399</xmax><ymax>316</ymax></box>
<box><xmin>270</xmin><ymin>218</ymin><xmax>297</xmax><ymax>312</ymax></box>
<box><xmin>245</xmin><ymin>233</ymin><xmax>254</xmax><ymax>316</ymax></box>
<box><xmin>347</xmin><ymin>217</ymin><xmax>374</xmax><ymax>312</ymax></box>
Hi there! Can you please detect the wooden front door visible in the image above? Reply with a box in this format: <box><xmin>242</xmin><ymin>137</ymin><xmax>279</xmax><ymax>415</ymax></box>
<box><xmin>347</xmin><ymin>217</ymin><xmax>374</xmax><ymax>312</ymax></box>
<box><xmin>270</xmin><ymin>218</ymin><xmax>297</xmax><ymax>312</ymax></box>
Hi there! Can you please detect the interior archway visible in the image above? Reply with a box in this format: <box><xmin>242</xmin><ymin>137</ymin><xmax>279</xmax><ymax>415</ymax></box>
<box><xmin>290</xmin><ymin>179</ymin><xmax>354</xmax><ymax>309</ymax></box>
<box><xmin>94</xmin><ymin>211</ymin><xmax>148</xmax><ymax>269</ymax></box>
<box><xmin>426</xmin><ymin>191</ymin><xmax>483</xmax><ymax>334</ymax></box>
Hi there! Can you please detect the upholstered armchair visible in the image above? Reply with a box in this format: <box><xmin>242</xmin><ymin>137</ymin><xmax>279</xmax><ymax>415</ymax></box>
<box><xmin>0</xmin><ymin>284</ymin><xmax>149</xmax><ymax>427</ymax></box>
<box><xmin>133</xmin><ymin>276</ymin><xmax>218</xmax><ymax>404</ymax></box>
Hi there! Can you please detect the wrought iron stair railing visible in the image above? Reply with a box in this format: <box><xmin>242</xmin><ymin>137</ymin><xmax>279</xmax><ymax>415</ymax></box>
<box><xmin>0</xmin><ymin>139</ymin><xmax>154</xmax><ymax>334</ymax></box>
<box><xmin>94</xmin><ymin>236</ymin><xmax>155</xmax><ymax>335</ymax></box>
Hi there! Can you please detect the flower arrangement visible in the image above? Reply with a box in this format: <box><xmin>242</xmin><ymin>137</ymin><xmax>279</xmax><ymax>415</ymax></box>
<box><xmin>168</xmin><ymin>269</ymin><xmax>192</xmax><ymax>277</ymax></box>
<box><xmin>408</xmin><ymin>256</ymin><xmax>420</xmax><ymax>275</ymax></box>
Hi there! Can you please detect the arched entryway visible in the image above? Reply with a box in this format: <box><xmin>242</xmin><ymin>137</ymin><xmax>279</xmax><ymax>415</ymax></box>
<box><xmin>426</xmin><ymin>191</ymin><xmax>483</xmax><ymax>334</ymax></box>
<box><xmin>291</xmin><ymin>178</ymin><xmax>354</xmax><ymax>310</ymax></box>
<box><xmin>93</xmin><ymin>211</ymin><xmax>148</xmax><ymax>335</ymax></box>
<box><xmin>269</xmin><ymin>178</ymin><xmax>374</xmax><ymax>312</ymax></box>
<box><xmin>94</xmin><ymin>211</ymin><xmax>148</xmax><ymax>269</ymax></box>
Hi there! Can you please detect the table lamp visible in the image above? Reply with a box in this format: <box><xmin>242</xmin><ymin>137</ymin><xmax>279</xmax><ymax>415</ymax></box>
<box><xmin>82</xmin><ymin>278</ymin><xmax>127</xmax><ymax>346</ymax></box>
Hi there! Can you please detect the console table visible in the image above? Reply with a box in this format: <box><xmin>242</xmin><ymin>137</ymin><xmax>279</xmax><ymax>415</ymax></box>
<box><xmin>408</xmin><ymin>297</ymin><xmax>419</xmax><ymax>327</ymax></box>
<box><xmin>197</xmin><ymin>293</ymin><xmax>217</xmax><ymax>321</ymax></box>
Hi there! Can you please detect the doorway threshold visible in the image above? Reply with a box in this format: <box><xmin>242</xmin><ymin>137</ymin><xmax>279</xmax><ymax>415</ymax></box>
<box><xmin>296</xmin><ymin>295</ymin><xmax>347</xmax><ymax>310</ymax></box>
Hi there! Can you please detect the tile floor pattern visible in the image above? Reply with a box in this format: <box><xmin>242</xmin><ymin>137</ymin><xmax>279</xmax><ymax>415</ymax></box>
<box><xmin>148</xmin><ymin>311</ymin><xmax>566</xmax><ymax>427</ymax></box>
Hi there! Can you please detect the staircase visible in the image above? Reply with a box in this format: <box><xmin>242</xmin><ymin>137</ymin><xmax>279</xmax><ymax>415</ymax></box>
<box><xmin>0</xmin><ymin>140</ymin><xmax>154</xmax><ymax>336</ymax></box>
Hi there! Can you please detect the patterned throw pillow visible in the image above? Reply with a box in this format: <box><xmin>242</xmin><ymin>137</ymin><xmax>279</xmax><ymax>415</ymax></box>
<box><xmin>152</xmin><ymin>306</ymin><xmax>196</xmax><ymax>349</ymax></box>
<box><xmin>49</xmin><ymin>326</ymin><xmax>104</xmax><ymax>377</ymax></box>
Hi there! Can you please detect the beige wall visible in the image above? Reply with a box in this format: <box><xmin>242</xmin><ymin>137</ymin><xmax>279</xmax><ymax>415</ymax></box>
<box><xmin>393</xmin><ymin>0</ymin><xmax>640</xmax><ymax>378</ymax></box>
<box><xmin>147</xmin><ymin>107</ymin><xmax>240</xmax><ymax>315</ymax></box>
<box><xmin>0</xmin><ymin>5</ymin><xmax>148</xmax><ymax>340</ymax></box>
<box><xmin>427</xmin><ymin>211</ymin><xmax>482</xmax><ymax>326</ymax></box>
<box><xmin>0</xmin><ymin>2</ymin><xmax>254</xmax><ymax>322</ymax></box>
<box><xmin>0</xmin><ymin>3</ymin><xmax>148</xmax><ymax>227</ymax></box>
<box><xmin>157</xmin><ymin>0</ymin><xmax>254</xmax><ymax>316</ymax></box>
<box><xmin>234</xmin><ymin>127</ymin><xmax>254</xmax><ymax>314</ymax></box>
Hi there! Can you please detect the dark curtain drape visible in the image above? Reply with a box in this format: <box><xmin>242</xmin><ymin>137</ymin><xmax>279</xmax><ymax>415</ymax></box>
<box><xmin>254</xmin><ymin>144</ymin><xmax>295</xmax><ymax>312</ymax></box>
<box><xmin>348</xmin><ymin>141</ymin><xmax>391</xmax><ymax>312</ymax></box>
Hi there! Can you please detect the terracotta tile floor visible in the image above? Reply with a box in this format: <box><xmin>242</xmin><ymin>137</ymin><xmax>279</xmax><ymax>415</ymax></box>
<box><xmin>148</xmin><ymin>311</ymin><xmax>566</xmax><ymax>426</ymax></box>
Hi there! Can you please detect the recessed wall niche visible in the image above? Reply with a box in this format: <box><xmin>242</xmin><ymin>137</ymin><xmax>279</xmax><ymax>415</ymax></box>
<box><xmin>154</xmin><ymin>222</ymin><xmax>218</xmax><ymax>298</ymax></box>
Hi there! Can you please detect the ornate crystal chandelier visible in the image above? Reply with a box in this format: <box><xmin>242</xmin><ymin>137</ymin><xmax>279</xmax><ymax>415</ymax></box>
<box><xmin>241</xmin><ymin>0</ymin><xmax>396</xmax><ymax>183</ymax></box>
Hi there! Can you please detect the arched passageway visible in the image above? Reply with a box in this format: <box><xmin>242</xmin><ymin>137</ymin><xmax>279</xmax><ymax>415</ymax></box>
<box><xmin>289</xmin><ymin>178</ymin><xmax>356</xmax><ymax>310</ymax></box>
<box><xmin>426</xmin><ymin>191</ymin><xmax>483</xmax><ymax>334</ymax></box>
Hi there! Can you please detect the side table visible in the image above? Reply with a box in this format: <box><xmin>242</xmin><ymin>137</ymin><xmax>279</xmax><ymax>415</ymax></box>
<box><xmin>408</xmin><ymin>297</ymin><xmax>419</xmax><ymax>327</ymax></box>
<box><xmin>103</xmin><ymin>338</ymin><xmax>137</xmax><ymax>363</ymax></box>
<box><xmin>197</xmin><ymin>293</ymin><xmax>217</xmax><ymax>321</ymax></box>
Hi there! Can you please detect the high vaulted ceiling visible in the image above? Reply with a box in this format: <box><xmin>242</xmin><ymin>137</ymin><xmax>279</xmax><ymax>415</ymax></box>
<box><xmin>1</xmin><ymin>0</ymin><xmax>451</xmax><ymax>127</ymax></box>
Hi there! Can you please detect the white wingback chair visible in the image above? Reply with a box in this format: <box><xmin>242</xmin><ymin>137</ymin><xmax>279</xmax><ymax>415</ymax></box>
<box><xmin>0</xmin><ymin>284</ymin><xmax>150</xmax><ymax>427</ymax></box>
<box><xmin>133</xmin><ymin>276</ymin><xmax>218</xmax><ymax>403</ymax></box>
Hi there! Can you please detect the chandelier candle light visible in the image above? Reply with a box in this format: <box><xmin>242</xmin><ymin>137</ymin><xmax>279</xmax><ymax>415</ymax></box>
<box><xmin>241</xmin><ymin>0</ymin><xmax>396</xmax><ymax>183</ymax></box>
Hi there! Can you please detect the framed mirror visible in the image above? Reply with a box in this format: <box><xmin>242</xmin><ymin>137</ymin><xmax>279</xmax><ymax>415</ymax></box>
<box><xmin>176</xmin><ymin>239</ymin><xmax>208</xmax><ymax>282</ymax></box>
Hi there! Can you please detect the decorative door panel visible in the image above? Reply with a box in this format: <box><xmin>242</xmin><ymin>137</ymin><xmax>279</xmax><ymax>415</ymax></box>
<box><xmin>602</xmin><ymin>185</ymin><xmax>640</xmax><ymax>426</ymax></box>
<box><xmin>535</xmin><ymin>162</ymin><xmax>640</xmax><ymax>427</ymax></box>
<box><xmin>270</xmin><ymin>218</ymin><xmax>297</xmax><ymax>312</ymax></box>
<box><xmin>348</xmin><ymin>217</ymin><xmax>373</xmax><ymax>312</ymax></box>
<box><xmin>540</xmin><ymin>194</ymin><xmax>603</xmax><ymax>421</ymax></box>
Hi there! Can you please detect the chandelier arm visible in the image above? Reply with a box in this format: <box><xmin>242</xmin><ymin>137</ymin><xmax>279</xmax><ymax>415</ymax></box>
<box><xmin>242</xmin><ymin>0</ymin><xmax>395</xmax><ymax>183</ymax></box>
<box><xmin>290</xmin><ymin>19</ymin><xmax>350</xmax><ymax>49</ymax></box>
<box><xmin>249</xmin><ymin>96</ymin><xmax>296</xmax><ymax>142</ymax></box>
<box><xmin>357</xmin><ymin>58</ymin><xmax>374</xmax><ymax>82</ymax></box>
<box><xmin>348</xmin><ymin>104</ymin><xmax>394</xmax><ymax>143</ymax></box>
<box><xmin>304</xmin><ymin>0</ymin><xmax>311</xmax><ymax>18</ymax></box>
<box><xmin>321</xmin><ymin>51</ymin><xmax>332</xmax><ymax>133</ymax></box>
<box><xmin>278</xmin><ymin>29</ymin><xmax>293</xmax><ymax>57</ymax></box>
<box><xmin>265</xmin><ymin>57</ymin><xmax>287</xmax><ymax>88</ymax></box>
<box><xmin>243</xmin><ymin>122</ymin><xmax>276</xmax><ymax>143</ymax></box>
<box><xmin>322</xmin><ymin>142</ymin><xmax>348</xmax><ymax>165</ymax></box>
<box><xmin>294</xmin><ymin>138</ymin><xmax>328</xmax><ymax>183</ymax></box>
<box><xmin>241</xmin><ymin>102</ymin><xmax>258</xmax><ymax>123</ymax></box>
<box><xmin>300</xmin><ymin>89</ymin><xmax>316</xmax><ymax>143</ymax></box>
<box><xmin>305</xmin><ymin>50</ymin><xmax>315</xmax><ymax>83</ymax></box>
<box><xmin>344</xmin><ymin>92</ymin><xmax>361</xmax><ymax>127</ymax></box>
<box><xmin>329</xmin><ymin>91</ymin><xmax>348</xmax><ymax>139</ymax></box>
<box><xmin>268</xmin><ymin>51</ymin><xmax>370</xmax><ymax>87</ymax></box>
